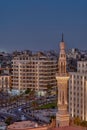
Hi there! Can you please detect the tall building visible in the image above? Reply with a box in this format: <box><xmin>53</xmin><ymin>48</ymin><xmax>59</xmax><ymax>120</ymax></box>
<box><xmin>56</xmin><ymin>34</ymin><xmax>69</xmax><ymax>127</ymax></box>
<box><xmin>12</xmin><ymin>51</ymin><xmax>57</xmax><ymax>91</ymax></box>
<box><xmin>69</xmin><ymin>61</ymin><xmax>87</xmax><ymax>121</ymax></box>
<box><xmin>0</xmin><ymin>74</ymin><xmax>11</xmax><ymax>91</ymax></box>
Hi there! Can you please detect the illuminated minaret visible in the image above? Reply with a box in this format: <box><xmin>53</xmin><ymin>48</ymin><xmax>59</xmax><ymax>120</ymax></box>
<box><xmin>56</xmin><ymin>34</ymin><xmax>69</xmax><ymax>127</ymax></box>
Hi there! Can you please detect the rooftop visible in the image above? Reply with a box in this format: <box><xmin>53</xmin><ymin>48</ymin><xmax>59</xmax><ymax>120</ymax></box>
<box><xmin>52</xmin><ymin>126</ymin><xmax>86</xmax><ymax>130</ymax></box>
<box><xmin>0</xmin><ymin>121</ymin><xmax>6</xmax><ymax>126</ymax></box>
<box><xmin>7</xmin><ymin>121</ymin><xmax>47</xmax><ymax>130</ymax></box>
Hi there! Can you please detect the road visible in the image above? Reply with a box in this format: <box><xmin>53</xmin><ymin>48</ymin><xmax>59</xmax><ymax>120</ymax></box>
<box><xmin>0</xmin><ymin>95</ymin><xmax>56</xmax><ymax>124</ymax></box>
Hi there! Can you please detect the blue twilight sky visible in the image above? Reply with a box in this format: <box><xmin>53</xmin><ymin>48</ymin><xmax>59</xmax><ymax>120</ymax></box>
<box><xmin>0</xmin><ymin>0</ymin><xmax>87</xmax><ymax>52</ymax></box>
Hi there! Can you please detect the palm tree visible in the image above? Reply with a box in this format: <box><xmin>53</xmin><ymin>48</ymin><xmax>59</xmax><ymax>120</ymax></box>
<box><xmin>5</xmin><ymin>116</ymin><xmax>13</xmax><ymax>125</ymax></box>
<box><xmin>32</xmin><ymin>101</ymin><xmax>38</xmax><ymax>110</ymax></box>
<box><xmin>46</xmin><ymin>83</ymin><xmax>53</xmax><ymax>96</ymax></box>
<box><xmin>50</xmin><ymin>116</ymin><xmax>56</xmax><ymax>127</ymax></box>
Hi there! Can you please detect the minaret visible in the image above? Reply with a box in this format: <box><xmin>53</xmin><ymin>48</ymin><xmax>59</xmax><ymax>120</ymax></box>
<box><xmin>56</xmin><ymin>34</ymin><xmax>69</xmax><ymax>127</ymax></box>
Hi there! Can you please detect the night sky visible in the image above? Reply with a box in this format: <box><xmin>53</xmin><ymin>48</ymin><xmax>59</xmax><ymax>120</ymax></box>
<box><xmin>0</xmin><ymin>0</ymin><xmax>87</xmax><ymax>52</ymax></box>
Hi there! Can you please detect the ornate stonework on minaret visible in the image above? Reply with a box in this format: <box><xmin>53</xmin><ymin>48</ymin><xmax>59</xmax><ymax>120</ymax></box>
<box><xmin>56</xmin><ymin>34</ymin><xmax>69</xmax><ymax>127</ymax></box>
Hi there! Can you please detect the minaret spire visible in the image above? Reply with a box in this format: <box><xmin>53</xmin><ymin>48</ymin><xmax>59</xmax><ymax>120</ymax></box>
<box><xmin>56</xmin><ymin>35</ymin><xmax>69</xmax><ymax>127</ymax></box>
<box><xmin>58</xmin><ymin>33</ymin><xmax>66</xmax><ymax>75</ymax></box>
<box><xmin>61</xmin><ymin>33</ymin><xmax>64</xmax><ymax>42</ymax></box>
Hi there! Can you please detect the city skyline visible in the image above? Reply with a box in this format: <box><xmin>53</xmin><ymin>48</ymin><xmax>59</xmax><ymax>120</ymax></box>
<box><xmin>0</xmin><ymin>0</ymin><xmax>87</xmax><ymax>52</ymax></box>
<box><xmin>0</xmin><ymin>1</ymin><xmax>87</xmax><ymax>128</ymax></box>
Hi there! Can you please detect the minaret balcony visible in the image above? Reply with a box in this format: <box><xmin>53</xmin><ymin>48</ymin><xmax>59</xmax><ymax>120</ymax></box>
<box><xmin>56</xmin><ymin>73</ymin><xmax>69</xmax><ymax>77</ymax></box>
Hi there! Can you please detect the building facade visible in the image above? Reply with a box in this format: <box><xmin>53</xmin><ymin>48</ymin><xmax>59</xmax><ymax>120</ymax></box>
<box><xmin>7</xmin><ymin>121</ymin><xmax>48</xmax><ymax>130</ymax></box>
<box><xmin>0</xmin><ymin>74</ymin><xmax>11</xmax><ymax>91</ymax></box>
<box><xmin>12</xmin><ymin>51</ymin><xmax>57</xmax><ymax>91</ymax></box>
<box><xmin>69</xmin><ymin>61</ymin><xmax>87</xmax><ymax>121</ymax></box>
<box><xmin>56</xmin><ymin>35</ymin><xmax>69</xmax><ymax>127</ymax></box>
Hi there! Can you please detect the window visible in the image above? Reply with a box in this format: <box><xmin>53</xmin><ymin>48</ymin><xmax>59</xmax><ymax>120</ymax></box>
<box><xmin>84</xmin><ymin>76</ymin><xmax>86</xmax><ymax>79</ymax></box>
<box><xmin>77</xmin><ymin>75</ymin><xmax>79</xmax><ymax>79</ymax></box>
<box><xmin>77</xmin><ymin>103</ymin><xmax>79</xmax><ymax>107</ymax></box>
<box><xmin>82</xmin><ymin>64</ymin><xmax>84</xmax><ymax>67</ymax></box>
<box><xmin>82</xmin><ymin>70</ymin><xmax>84</xmax><ymax>73</ymax></box>
<box><xmin>74</xmin><ymin>81</ymin><xmax>76</xmax><ymax>84</ymax></box>
<box><xmin>77</xmin><ymin>110</ymin><xmax>79</xmax><ymax>113</ymax></box>
<box><xmin>77</xmin><ymin>81</ymin><xmax>79</xmax><ymax>84</ymax></box>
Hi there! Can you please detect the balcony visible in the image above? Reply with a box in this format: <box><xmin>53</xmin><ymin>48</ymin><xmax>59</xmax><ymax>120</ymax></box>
<box><xmin>56</xmin><ymin>73</ymin><xmax>69</xmax><ymax>77</ymax></box>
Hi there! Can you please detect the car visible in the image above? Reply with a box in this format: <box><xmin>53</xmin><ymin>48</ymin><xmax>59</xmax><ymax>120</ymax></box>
<box><xmin>18</xmin><ymin>108</ymin><xmax>21</xmax><ymax>111</ymax></box>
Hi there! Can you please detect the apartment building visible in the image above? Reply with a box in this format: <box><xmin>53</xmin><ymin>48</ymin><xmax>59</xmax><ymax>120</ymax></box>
<box><xmin>69</xmin><ymin>61</ymin><xmax>87</xmax><ymax>121</ymax></box>
<box><xmin>0</xmin><ymin>74</ymin><xmax>11</xmax><ymax>91</ymax></box>
<box><xmin>12</xmin><ymin>51</ymin><xmax>57</xmax><ymax>91</ymax></box>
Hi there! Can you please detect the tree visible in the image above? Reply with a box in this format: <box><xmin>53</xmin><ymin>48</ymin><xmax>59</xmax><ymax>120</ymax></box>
<box><xmin>46</xmin><ymin>83</ymin><xmax>53</xmax><ymax>96</ymax></box>
<box><xmin>32</xmin><ymin>101</ymin><xmax>38</xmax><ymax>109</ymax></box>
<box><xmin>55</xmin><ymin>86</ymin><xmax>58</xmax><ymax>104</ymax></box>
<box><xmin>81</xmin><ymin>121</ymin><xmax>87</xmax><ymax>127</ymax></box>
<box><xmin>74</xmin><ymin>117</ymin><xmax>81</xmax><ymax>125</ymax></box>
<box><xmin>25</xmin><ymin>88</ymin><xmax>31</xmax><ymax>94</ymax></box>
<box><xmin>49</xmin><ymin>116</ymin><xmax>56</xmax><ymax>128</ymax></box>
<box><xmin>9</xmin><ymin>86</ymin><xmax>13</xmax><ymax>91</ymax></box>
<box><xmin>5</xmin><ymin>116</ymin><xmax>13</xmax><ymax>125</ymax></box>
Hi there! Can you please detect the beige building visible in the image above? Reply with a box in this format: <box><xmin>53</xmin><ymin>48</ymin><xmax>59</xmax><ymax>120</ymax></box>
<box><xmin>7</xmin><ymin>121</ymin><xmax>48</xmax><ymax>130</ymax></box>
<box><xmin>0</xmin><ymin>74</ymin><xmax>11</xmax><ymax>91</ymax></box>
<box><xmin>7</xmin><ymin>121</ymin><xmax>86</xmax><ymax>130</ymax></box>
<box><xmin>12</xmin><ymin>51</ymin><xmax>57</xmax><ymax>91</ymax></box>
<box><xmin>56</xmin><ymin>35</ymin><xmax>69</xmax><ymax>127</ymax></box>
<box><xmin>69</xmin><ymin>61</ymin><xmax>87</xmax><ymax>121</ymax></box>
